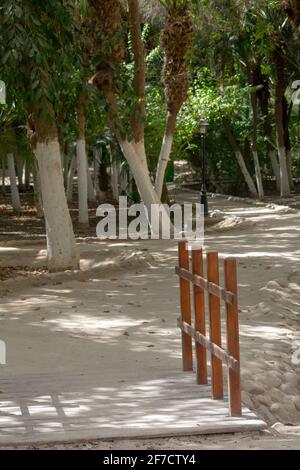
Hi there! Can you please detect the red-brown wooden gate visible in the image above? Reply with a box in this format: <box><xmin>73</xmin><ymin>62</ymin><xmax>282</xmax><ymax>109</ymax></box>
<box><xmin>176</xmin><ymin>241</ymin><xmax>242</xmax><ymax>417</ymax></box>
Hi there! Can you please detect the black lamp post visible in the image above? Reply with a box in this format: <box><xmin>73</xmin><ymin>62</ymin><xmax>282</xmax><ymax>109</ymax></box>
<box><xmin>199</xmin><ymin>119</ymin><xmax>209</xmax><ymax>217</ymax></box>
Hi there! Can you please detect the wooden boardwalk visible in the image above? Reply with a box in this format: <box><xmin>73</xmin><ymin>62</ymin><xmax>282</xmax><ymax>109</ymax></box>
<box><xmin>0</xmin><ymin>368</ymin><xmax>267</xmax><ymax>445</ymax></box>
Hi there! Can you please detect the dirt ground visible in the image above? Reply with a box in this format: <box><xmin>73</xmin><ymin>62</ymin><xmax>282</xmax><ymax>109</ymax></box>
<box><xmin>1</xmin><ymin>190</ymin><xmax>300</xmax><ymax>449</ymax></box>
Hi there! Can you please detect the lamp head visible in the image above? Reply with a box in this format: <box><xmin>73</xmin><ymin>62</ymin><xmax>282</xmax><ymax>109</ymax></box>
<box><xmin>199</xmin><ymin>119</ymin><xmax>209</xmax><ymax>135</ymax></box>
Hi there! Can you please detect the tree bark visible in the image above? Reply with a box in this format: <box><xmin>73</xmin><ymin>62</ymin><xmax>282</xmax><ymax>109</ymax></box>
<box><xmin>16</xmin><ymin>157</ymin><xmax>25</xmax><ymax>192</ymax></box>
<box><xmin>250</xmin><ymin>92</ymin><xmax>264</xmax><ymax>199</ymax></box>
<box><xmin>76</xmin><ymin>92</ymin><xmax>89</xmax><ymax>226</ymax></box>
<box><xmin>257</xmin><ymin>74</ymin><xmax>281</xmax><ymax>191</ymax></box>
<box><xmin>34</xmin><ymin>99</ymin><xmax>79</xmax><ymax>272</ymax></box>
<box><xmin>32</xmin><ymin>159</ymin><xmax>43</xmax><ymax>218</ymax></box>
<box><xmin>63</xmin><ymin>150</ymin><xmax>69</xmax><ymax>188</ymax></box>
<box><xmin>155</xmin><ymin>111</ymin><xmax>177</xmax><ymax>200</ymax></box>
<box><xmin>67</xmin><ymin>154</ymin><xmax>76</xmax><ymax>203</ymax></box>
<box><xmin>99</xmin><ymin>161</ymin><xmax>109</xmax><ymax>202</ymax></box>
<box><xmin>223</xmin><ymin>121</ymin><xmax>258</xmax><ymax>197</ymax></box>
<box><xmin>274</xmin><ymin>49</ymin><xmax>290</xmax><ymax>197</ymax></box>
<box><xmin>87</xmin><ymin>160</ymin><xmax>96</xmax><ymax>203</ymax></box>
<box><xmin>283</xmin><ymin>96</ymin><xmax>294</xmax><ymax>190</ymax></box>
<box><xmin>77</xmin><ymin>138</ymin><xmax>89</xmax><ymax>225</ymax></box>
<box><xmin>1</xmin><ymin>159</ymin><xmax>6</xmax><ymax>194</ymax></box>
<box><xmin>120</xmin><ymin>140</ymin><xmax>164</xmax><ymax>215</ymax></box>
<box><xmin>110</xmin><ymin>144</ymin><xmax>119</xmax><ymax>201</ymax></box>
<box><xmin>93</xmin><ymin>147</ymin><xmax>101</xmax><ymax>198</ymax></box>
<box><xmin>24</xmin><ymin>161</ymin><xmax>31</xmax><ymax>190</ymax></box>
<box><xmin>7</xmin><ymin>153</ymin><xmax>21</xmax><ymax>213</ymax></box>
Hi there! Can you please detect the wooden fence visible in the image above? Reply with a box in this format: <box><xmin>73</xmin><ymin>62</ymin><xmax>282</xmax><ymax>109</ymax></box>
<box><xmin>175</xmin><ymin>240</ymin><xmax>242</xmax><ymax>417</ymax></box>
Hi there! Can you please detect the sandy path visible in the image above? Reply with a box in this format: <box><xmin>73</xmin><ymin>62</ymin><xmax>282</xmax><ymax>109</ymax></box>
<box><xmin>1</xmin><ymin>193</ymin><xmax>300</xmax><ymax>448</ymax></box>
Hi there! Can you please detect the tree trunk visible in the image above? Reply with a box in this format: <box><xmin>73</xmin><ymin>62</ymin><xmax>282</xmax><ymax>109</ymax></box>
<box><xmin>76</xmin><ymin>138</ymin><xmax>89</xmax><ymax>225</ymax></box>
<box><xmin>121</xmin><ymin>140</ymin><xmax>162</xmax><ymax>210</ymax></box>
<box><xmin>110</xmin><ymin>145</ymin><xmax>119</xmax><ymax>201</ymax></box>
<box><xmin>67</xmin><ymin>154</ymin><xmax>76</xmax><ymax>203</ymax></box>
<box><xmin>32</xmin><ymin>159</ymin><xmax>43</xmax><ymax>218</ymax></box>
<box><xmin>119</xmin><ymin>165</ymin><xmax>129</xmax><ymax>195</ymax></box>
<box><xmin>274</xmin><ymin>50</ymin><xmax>290</xmax><ymax>197</ymax></box>
<box><xmin>257</xmin><ymin>74</ymin><xmax>281</xmax><ymax>191</ymax></box>
<box><xmin>283</xmin><ymin>96</ymin><xmax>294</xmax><ymax>190</ymax></box>
<box><xmin>34</xmin><ymin>100</ymin><xmax>79</xmax><ymax>272</ymax></box>
<box><xmin>76</xmin><ymin>93</ymin><xmax>89</xmax><ymax>226</ymax></box>
<box><xmin>24</xmin><ymin>161</ymin><xmax>31</xmax><ymax>190</ymax></box>
<box><xmin>99</xmin><ymin>161</ymin><xmax>109</xmax><ymax>202</ymax></box>
<box><xmin>16</xmin><ymin>157</ymin><xmax>25</xmax><ymax>192</ymax></box>
<box><xmin>223</xmin><ymin>122</ymin><xmax>258</xmax><ymax>197</ymax></box>
<box><xmin>93</xmin><ymin>147</ymin><xmax>101</xmax><ymax>198</ymax></box>
<box><xmin>7</xmin><ymin>153</ymin><xmax>21</xmax><ymax>213</ymax></box>
<box><xmin>155</xmin><ymin>112</ymin><xmax>177</xmax><ymax>200</ymax></box>
<box><xmin>87</xmin><ymin>160</ymin><xmax>96</xmax><ymax>203</ymax></box>
<box><xmin>63</xmin><ymin>151</ymin><xmax>69</xmax><ymax>188</ymax></box>
<box><xmin>1</xmin><ymin>159</ymin><xmax>6</xmax><ymax>194</ymax></box>
<box><xmin>250</xmin><ymin>93</ymin><xmax>264</xmax><ymax>199</ymax></box>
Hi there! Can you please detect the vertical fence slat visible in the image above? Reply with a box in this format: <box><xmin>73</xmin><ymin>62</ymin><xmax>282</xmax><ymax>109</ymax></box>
<box><xmin>192</xmin><ymin>249</ymin><xmax>208</xmax><ymax>384</ymax></box>
<box><xmin>224</xmin><ymin>258</ymin><xmax>242</xmax><ymax>416</ymax></box>
<box><xmin>178</xmin><ymin>241</ymin><xmax>193</xmax><ymax>371</ymax></box>
<box><xmin>207</xmin><ymin>252</ymin><xmax>224</xmax><ymax>400</ymax></box>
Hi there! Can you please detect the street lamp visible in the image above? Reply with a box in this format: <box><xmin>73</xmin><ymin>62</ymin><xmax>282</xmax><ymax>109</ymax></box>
<box><xmin>199</xmin><ymin>119</ymin><xmax>209</xmax><ymax>218</ymax></box>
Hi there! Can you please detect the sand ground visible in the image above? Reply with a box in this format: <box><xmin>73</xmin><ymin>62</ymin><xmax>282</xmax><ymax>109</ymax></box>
<box><xmin>0</xmin><ymin>192</ymin><xmax>300</xmax><ymax>449</ymax></box>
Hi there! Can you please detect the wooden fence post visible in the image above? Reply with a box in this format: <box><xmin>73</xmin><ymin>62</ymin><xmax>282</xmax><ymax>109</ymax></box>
<box><xmin>224</xmin><ymin>258</ymin><xmax>242</xmax><ymax>416</ymax></box>
<box><xmin>192</xmin><ymin>249</ymin><xmax>208</xmax><ymax>384</ymax></box>
<box><xmin>178</xmin><ymin>241</ymin><xmax>193</xmax><ymax>371</ymax></box>
<box><xmin>207</xmin><ymin>252</ymin><xmax>224</xmax><ymax>400</ymax></box>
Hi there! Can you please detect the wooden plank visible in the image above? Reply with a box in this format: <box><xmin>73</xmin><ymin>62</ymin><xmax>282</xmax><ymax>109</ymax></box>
<box><xmin>192</xmin><ymin>249</ymin><xmax>208</xmax><ymax>385</ymax></box>
<box><xmin>0</xmin><ymin>418</ymin><xmax>268</xmax><ymax>446</ymax></box>
<box><xmin>0</xmin><ymin>369</ymin><xmax>266</xmax><ymax>445</ymax></box>
<box><xmin>177</xmin><ymin>319</ymin><xmax>239</xmax><ymax>372</ymax></box>
<box><xmin>175</xmin><ymin>267</ymin><xmax>235</xmax><ymax>305</ymax></box>
<box><xmin>178</xmin><ymin>241</ymin><xmax>193</xmax><ymax>371</ymax></box>
<box><xmin>207</xmin><ymin>252</ymin><xmax>224</xmax><ymax>400</ymax></box>
<box><xmin>0</xmin><ymin>369</ymin><xmax>199</xmax><ymax>387</ymax></box>
<box><xmin>224</xmin><ymin>258</ymin><xmax>242</xmax><ymax>417</ymax></box>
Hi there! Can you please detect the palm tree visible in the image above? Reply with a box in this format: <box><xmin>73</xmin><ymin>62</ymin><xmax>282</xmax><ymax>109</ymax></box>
<box><xmin>87</xmin><ymin>0</ymin><xmax>194</xmax><ymax>211</ymax></box>
<box><xmin>282</xmin><ymin>0</ymin><xmax>300</xmax><ymax>27</ymax></box>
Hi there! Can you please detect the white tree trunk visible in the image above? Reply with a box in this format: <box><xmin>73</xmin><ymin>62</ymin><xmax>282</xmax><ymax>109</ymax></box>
<box><xmin>87</xmin><ymin>162</ymin><xmax>96</xmax><ymax>203</ymax></box>
<box><xmin>252</xmin><ymin>150</ymin><xmax>264</xmax><ymax>199</ymax></box>
<box><xmin>67</xmin><ymin>154</ymin><xmax>76</xmax><ymax>203</ymax></box>
<box><xmin>36</xmin><ymin>139</ymin><xmax>79</xmax><ymax>272</ymax></box>
<box><xmin>7</xmin><ymin>153</ymin><xmax>21</xmax><ymax>213</ymax></box>
<box><xmin>278</xmin><ymin>147</ymin><xmax>291</xmax><ymax>197</ymax></box>
<box><xmin>234</xmin><ymin>151</ymin><xmax>258</xmax><ymax>198</ymax></box>
<box><xmin>120</xmin><ymin>140</ymin><xmax>161</xmax><ymax>213</ymax></box>
<box><xmin>76</xmin><ymin>138</ymin><xmax>89</xmax><ymax>225</ymax></box>
<box><xmin>132</xmin><ymin>139</ymin><xmax>149</xmax><ymax>174</ymax></box>
<box><xmin>155</xmin><ymin>134</ymin><xmax>173</xmax><ymax>200</ymax></box>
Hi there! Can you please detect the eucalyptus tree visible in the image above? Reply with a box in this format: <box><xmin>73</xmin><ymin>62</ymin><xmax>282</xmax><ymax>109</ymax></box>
<box><xmin>0</xmin><ymin>0</ymin><xmax>79</xmax><ymax>271</ymax></box>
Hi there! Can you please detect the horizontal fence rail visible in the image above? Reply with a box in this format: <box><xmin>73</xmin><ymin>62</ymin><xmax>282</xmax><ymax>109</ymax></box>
<box><xmin>176</xmin><ymin>241</ymin><xmax>242</xmax><ymax>417</ymax></box>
